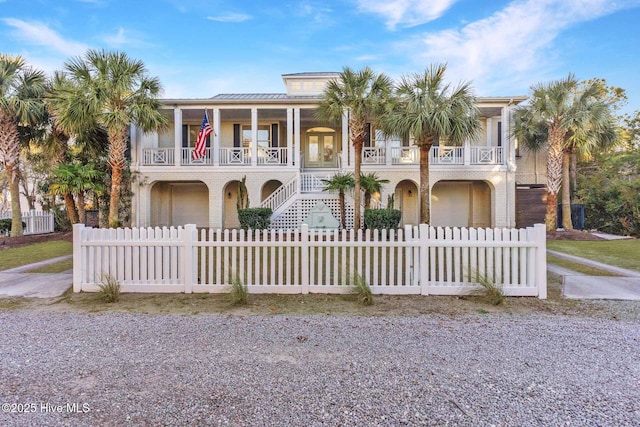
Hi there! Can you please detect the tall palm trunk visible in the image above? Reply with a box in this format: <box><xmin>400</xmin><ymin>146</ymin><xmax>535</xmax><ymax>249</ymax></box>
<box><xmin>51</xmin><ymin>122</ymin><xmax>78</xmax><ymax>224</ymax></box>
<box><xmin>64</xmin><ymin>193</ymin><xmax>79</xmax><ymax>224</ymax></box>
<box><xmin>353</xmin><ymin>141</ymin><xmax>362</xmax><ymax>230</ymax></box>
<box><xmin>545</xmin><ymin>127</ymin><xmax>565</xmax><ymax>231</ymax></box>
<box><xmin>7</xmin><ymin>164</ymin><xmax>23</xmax><ymax>236</ymax></box>
<box><xmin>77</xmin><ymin>192</ymin><xmax>86</xmax><ymax>224</ymax></box>
<box><xmin>570</xmin><ymin>151</ymin><xmax>578</xmax><ymax>193</ymax></box>
<box><xmin>419</xmin><ymin>143</ymin><xmax>432</xmax><ymax>224</ymax></box>
<box><xmin>350</xmin><ymin>118</ymin><xmax>365</xmax><ymax>230</ymax></box>
<box><xmin>0</xmin><ymin>111</ymin><xmax>24</xmax><ymax>236</ymax></box>
<box><xmin>107</xmin><ymin>128</ymin><xmax>128</xmax><ymax>228</ymax></box>
<box><xmin>561</xmin><ymin>151</ymin><xmax>573</xmax><ymax>229</ymax></box>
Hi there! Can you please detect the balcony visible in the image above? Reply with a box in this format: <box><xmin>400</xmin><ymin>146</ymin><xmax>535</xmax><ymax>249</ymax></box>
<box><xmin>141</xmin><ymin>147</ymin><xmax>289</xmax><ymax>166</ymax></box>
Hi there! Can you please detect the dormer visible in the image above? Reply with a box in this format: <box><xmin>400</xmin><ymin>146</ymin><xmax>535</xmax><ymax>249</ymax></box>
<box><xmin>282</xmin><ymin>72</ymin><xmax>340</xmax><ymax>96</ymax></box>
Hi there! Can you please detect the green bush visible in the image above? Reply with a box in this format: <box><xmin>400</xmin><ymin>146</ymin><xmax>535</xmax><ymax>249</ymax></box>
<box><xmin>238</xmin><ymin>208</ymin><xmax>272</xmax><ymax>230</ymax></box>
<box><xmin>0</xmin><ymin>219</ymin><xmax>26</xmax><ymax>234</ymax></box>
<box><xmin>364</xmin><ymin>208</ymin><xmax>402</xmax><ymax>230</ymax></box>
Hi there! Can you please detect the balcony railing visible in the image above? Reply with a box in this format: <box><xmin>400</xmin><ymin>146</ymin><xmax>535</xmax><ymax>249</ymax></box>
<box><xmin>142</xmin><ymin>148</ymin><xmax>175</xmax><ymax>166</ymax></box>
<box><xmin>257</xmin><ymin>147</ymin><xmax>288</xmax><ymax>165</ymax></box>
<box><xmin>471</xmin><ymin>146</ymin><xmax>503</xmax><ymax>164</ymax></box>
<box><xmin>392</xmin><ymin>147</ymin><xmax>419</xmax><ymax>164</ymax></box>
<box><xmin>431</xmin><ymin>146</ymin><xmax>464</xmax><ymax>165</ymax></box>
<box><xmin>141</xmin><ymin>145</ymin><xmax>505</xmax><ymax>167</ymax></box>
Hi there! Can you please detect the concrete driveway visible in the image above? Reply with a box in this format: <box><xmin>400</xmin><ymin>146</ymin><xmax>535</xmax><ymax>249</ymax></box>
<box><xmin>0</xmin><ymin>255</ymin><xmax>72</xmax><ymax>298</ymax></box>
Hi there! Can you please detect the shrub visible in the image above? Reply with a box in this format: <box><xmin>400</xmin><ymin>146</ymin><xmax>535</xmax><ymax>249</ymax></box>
<box><xmin>0</xmin><ymin>219</ymin><xmax>26</xmax><ymax>235</ymax></box>
<box><xmin>97</xmin><ymin>275</ymin><xmax>121</xmax><ymax>303</ymax></box>
<box><xmin>238</xmin><ymin>208</ymin><xmax>272</xmax><ymax>230</ymax></box>
<box><xmin>52</xmin><ymin>207</ymin><xmax>71</xmax><ymax>232</ymax></box>
<box><xmin>364</xmin><ymin>208</ymin><xmax>401</xmax><ymax>230</ymax></box>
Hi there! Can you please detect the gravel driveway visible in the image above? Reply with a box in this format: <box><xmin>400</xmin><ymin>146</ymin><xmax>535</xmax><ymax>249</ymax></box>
<box><xmin>0</xmin><ymin>312</ymin><xmax>638</xmax><ymax>426</ymax></box>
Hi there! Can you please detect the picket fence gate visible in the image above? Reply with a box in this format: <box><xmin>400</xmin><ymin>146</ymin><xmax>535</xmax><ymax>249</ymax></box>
<box><xmin>73</xmin><ymin>223</ymin><xmax>547</xmax><ymax>298</ymax></box>
<box><xmin>0</xmin><ymin>210</ymin><xmax>55</xmax><ymax>235</ymax></box>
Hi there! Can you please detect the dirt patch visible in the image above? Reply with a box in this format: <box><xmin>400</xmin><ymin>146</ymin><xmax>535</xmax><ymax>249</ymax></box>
<box><xmin>0</xmin><ymin>232</ymin><xmax>73</xmax><ymax>250</ymax></box>
<box><xmin>547</xmin><ymin>230</ymin><xmax>605</xmax><ymax>241</ymax></box>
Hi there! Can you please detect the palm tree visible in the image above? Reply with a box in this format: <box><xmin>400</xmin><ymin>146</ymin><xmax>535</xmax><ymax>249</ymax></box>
<box><xmin>0</xmin><ymin>55</ymin><xmax>46</xmax><ymax>236</ymax></box>
<box><xmin>378</xmin><ymin>64</ymin><xmax>480</xmax><ymax>224</ymax></box>
<box><xmin>48</xmin><ymin>49</ymin><xmax>167</xmax><ymax>227</ymax></box>
<box><xmin>321</xmin><ymin>173</ymin><xmax>354</xmax><ymax>228</ymax></box>
<box><xmin>360</xmin><ymin>172</ymin><xmax>389</xmax><ymax>209</ymax></box>
<box><xmin>514</xmin><ymin>75</ymin><xmax>616</xmax><ymax>230</ymax></box>
<box><xmin>316</xmin><ymin>67</ymin><xmax>392</xmax><ymax>229</ymax></box>
<box><xmin>51</xmin><ymin>162</ymin><xmax>104</xmax><ymax>224</ymax></box>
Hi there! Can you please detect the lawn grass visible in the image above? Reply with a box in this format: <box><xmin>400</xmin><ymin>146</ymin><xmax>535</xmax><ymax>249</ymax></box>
<box><xmin>0</xmin><ymin>241</ymin><xmax>73</xmax><ymax>271</ymax></box>
<box><xmin>546</xmin><ymin>254</ymin><xmax>621</xmax><ymax>276</ymax></box>
<box><xmin>27</xmin><ymin>259</ymin><xmax>73</xmax><ymax>274</ymax></box>
<box><xmin>547</xmin><ymin>240</ymin><xmax>640</xmax><ymax>272</ymax></box>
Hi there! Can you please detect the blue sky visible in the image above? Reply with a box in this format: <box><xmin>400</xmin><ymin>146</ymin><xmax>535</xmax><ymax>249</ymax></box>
<box><xmin>1</xmin><ymin>0</ymin><xmax>639</xmax><ymax>113</ymax></box>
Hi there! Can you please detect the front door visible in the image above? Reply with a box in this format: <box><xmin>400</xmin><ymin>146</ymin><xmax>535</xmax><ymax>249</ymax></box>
<box><xmin>306</xmin><ymin>133</ymin><xmax>336</xmax><ymax>168</ymax></box>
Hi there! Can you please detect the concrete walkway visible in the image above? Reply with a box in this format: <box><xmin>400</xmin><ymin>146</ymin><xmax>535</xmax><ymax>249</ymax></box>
<box><xmin>0</xmin><ymin>255</ymin><xmax>72</xmax><ymax>298</ymax></box>
<box><xmin>548</xmin><ymin>250</ymin><xmax>640</xmax><ymax>301</ymax></box>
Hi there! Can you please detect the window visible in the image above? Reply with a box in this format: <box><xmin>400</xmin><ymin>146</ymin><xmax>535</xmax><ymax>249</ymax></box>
<box><xmin>182</xmin><ymin>124</ymin><xmax>210</xmax><ymax>148</ymax></box>
<box><xmin>241</xmin><ymin>125</ymin><xmax>271</xmax><ymax>148</ymax></box>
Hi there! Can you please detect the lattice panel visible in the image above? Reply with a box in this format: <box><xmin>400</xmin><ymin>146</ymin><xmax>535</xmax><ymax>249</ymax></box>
<box><xmin>270</xmin><ymin>197</ymin><xmax>355</xmax><ymax>229</ymax></box>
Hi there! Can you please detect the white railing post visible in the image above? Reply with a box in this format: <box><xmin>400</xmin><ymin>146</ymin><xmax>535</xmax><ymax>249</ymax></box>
<box><xmin>419</xmin><ymin>224</ymin><xmax>430</xmax><ymax>295</ymax></box>
<box><xmin>463</xmin><ymin>141</ymin><xmax>471</xmax><ymax>165</ymax></box>
<box><xmin>183</xmin><ymin>224</ymin><xmax>197</xmax><ymax>293</ymax></box>
<box><xmin>534</xmin><ymin>223</ymin><xmax>547</xmax><ymax>299</ymax></box>
<box><xmin>386</xmin><ymin>140</ymin><xmax>393</xmax><ymax>166</ymax></box>
<box><xmin>300</xmin><ymin>224</ymin><xmax>309</xmax><ymax>294</ymax></box>
<box><xmin>27</xmin><ymin>210</ymin><xmax>35</xmax><ymax>234</ymax></box>
<box><xmin>48</xmin><ymin>211</ymin><xmax>54</xmax><ymax>233</ymax></box>
<box><xmin>73</xmin><ymin>223</ymin><xmax>85</xmax><ymax>292</ymax></box>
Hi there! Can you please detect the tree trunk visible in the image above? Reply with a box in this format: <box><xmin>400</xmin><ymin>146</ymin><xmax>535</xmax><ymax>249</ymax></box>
<box><xmin>570</xmin><ymin>151</ymin><xmax>578</xmax><ymax>194</ymax></box>
<box><xmin>561</xmin><ymin>151</ymin><xmax>573</xmax><ymax>230</ymax></box>
<box><xmin>0</xmin><ymin>112</ymin><xmax>24</xmax><ymax>237</ymax></box>
<box><xmin>77</xmin><ymin>192</ymin><xmax>86</xmax><ymax>224</ymax></box>
<box><xmin>353</xmin><ymin>140</ymin><xmax>362</xmax><ymax>230</ymax></box>
<box><xmin>63</xmin><ymin>192</ymin><xmax>79</xmax><ymax>224</ymax></box>
<box><xmin>364</xmin><ymin>192</ymin><xmax>371</xmax><ymax>210</ymax></box>
<box><xmin>108</xmin><ymin>166</ymin><xmax>122</xmax><ymax>228</ymax></box>
<box><xmin>545</xmin><ymin>192</ymin><xmax>558</xmax><ymax>231</ymax></box>
<box><xmin>7</xmin><ymin>164</ymin><xmax>24</xmax><ymax>237</ymax></box>
<box><xmin>545</xmin><ymin>127</ymin><xmax>565</xmax><ymax>231</ymax></box>
<box><xmin>107</xmin><ymin>127</ymin><xmax>128</xmax><ymax>228</ymax></box>
<box><xmin>419</xmin><ymin>144</ymin><xmax>431</xmax><ymax>224</ymax></box>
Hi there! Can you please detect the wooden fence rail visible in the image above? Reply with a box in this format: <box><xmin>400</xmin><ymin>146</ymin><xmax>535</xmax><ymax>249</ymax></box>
<box><xmin>73</xmin><ymin>223</ymin><xmax>547</xmax><ymax>298</ymax></box>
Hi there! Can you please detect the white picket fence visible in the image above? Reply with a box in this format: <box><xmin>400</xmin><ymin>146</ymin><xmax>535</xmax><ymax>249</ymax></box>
<box><xmin>0</xmin><ymin>210</ymin><xmax>55</xmax><ymax>235</ymax></box>
<box><xmin>73</xmin><ymin>223</ymin><xmax>547</xmax><ymax>298</ymax></box>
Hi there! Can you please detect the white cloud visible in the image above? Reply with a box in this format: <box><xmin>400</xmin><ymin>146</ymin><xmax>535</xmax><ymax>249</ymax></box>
<box><xmin>355</xmin><ymin>0</ymin><xmax>459</xmax><ymax>30</ymax></box>
<box><xmin>206</xmin><ymin>13</ymin><xmax>251</xmax><ymax>23</ymax></box>
<box><xmin>404</xmin><ymin>0</ymin><xmax>638</xmax><ymax>94</ymax></box>
<box><xmin>103</xmin><ymin>27</ymin><xmax>150</xmax><ymax>48</ymax></box>
<box><xmin>2</xmin><ymin>18</ymin><xmax>88</xmax><ymax>56</ymax></box>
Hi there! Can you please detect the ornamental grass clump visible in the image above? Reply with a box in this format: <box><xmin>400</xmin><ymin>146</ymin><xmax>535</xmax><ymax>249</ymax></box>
<box><xmin>97</xmin><ymin>275</ymin><xmax>121</xmax><ymax>303</ymax></box>
<box><xmin>474</xmin><ymin>273</ymin><xmax>505</xmax><ymax>306</ymax></box>
<box><xmin>351</xmin><ymin>272</ymin><xmax>373</xmax><ymax>306</ymax></box>
<box><xmin>227</xmin><ymin>275</ymin><xmax>248</xmax><ymax>306</ymax></box>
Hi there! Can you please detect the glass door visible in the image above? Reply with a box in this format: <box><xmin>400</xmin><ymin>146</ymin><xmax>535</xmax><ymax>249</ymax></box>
<box><xmin>306</xmin><ymin>133</ymin><xmax>336</xmax><ymax>168</ymax></box>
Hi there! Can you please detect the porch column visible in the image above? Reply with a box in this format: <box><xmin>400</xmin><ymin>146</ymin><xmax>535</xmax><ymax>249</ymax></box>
<box><xmin>501</xmin><ymin>106</ymin><xmax>512</xmax><ymax>166</ymax></box>
<box><xmin>174</xmin><ymin>108</ymin><xmax>182</xmax><ymax>166</ymax></box>
<box><xmin>341</xmin><ymin>108</ymin><xmax>349</xmax><ymax>169</ymax></box>
<box><xmin>486</xmin><ymin>118</ymin><xmax>493</xmax><ymax>146</ymax></box>
<box><xmin>385</xmin><ymin>135</ymin><xmax>392</xmax><ymax>166</ymax></box>
<box><xmin>294</xmin><ymin>108</ymin><xmax>301</xmax><ymax>168</ymax></box>
<box><xmin>251</xmin><ymin>108</ymin><xmax>258</xmax><ymax>166</ymax></box>
<box><xmin>213</xmin><ymin>107</ymin><xmax>220</xmax><ymax>167</ymax></box>
<box><xmin>286</xmin><ymin>108</ymin><xmax>293</xmax><ymax>167</ymax></box>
